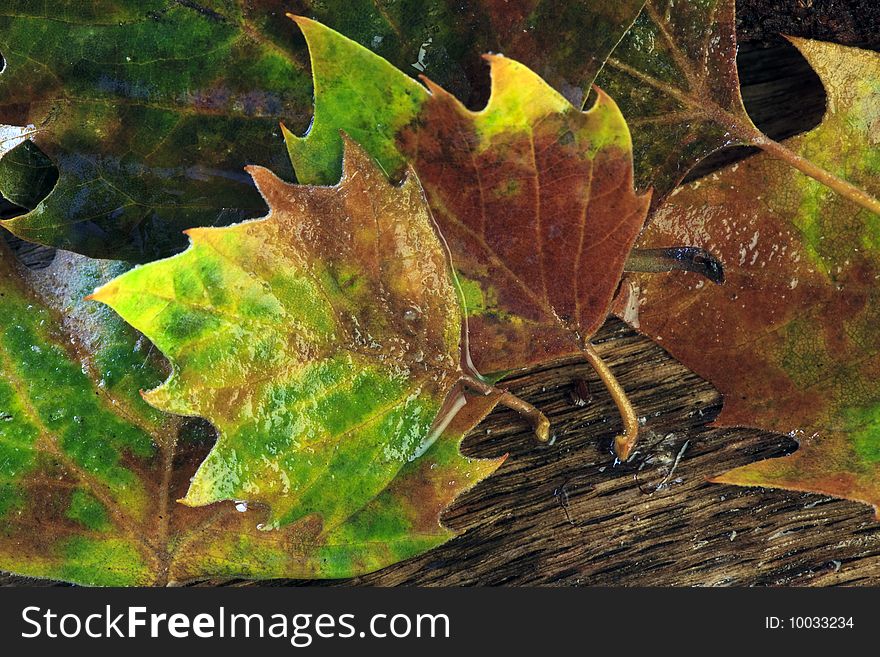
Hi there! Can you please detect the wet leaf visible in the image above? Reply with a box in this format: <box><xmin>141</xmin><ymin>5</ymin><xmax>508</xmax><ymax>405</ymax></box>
<box><xmin>0</xmin><ymin>140</ymin><xmax>503</xmax><ymax>585</ymax></box>
<box><xmin>0</xmin><ymin>241</ymin><xmax>175</xmax><ymax>584</ymax></box>
<box><xmin>0</xmin><ymin>0</ymin><xmax>309</xmax><ymax>260</ymax></box>
<box><xmin>286</xmin><ymin>17</ymin><xmax>650</xmax><ymax>375</ymax></box>
<box><xmin>629</xmin><ymin>39</ymin><xmax>880</xmax><ymax>514</ymax></box>
<box><xmin>85</xmin><ymin>136</ymin><xmax>503</xmax><ymax>582</ymax></box>
<box><xmin>0</xmin><ymin>0</ymin><xmax>644</xmax><ymax>260</ymax></box>
<box><xmin>595</xmin><ymin>0</ymin><xmax>754</xmax><ymax>205</ymax></box>
<box><xmin>595</xmin><ymin>0</ymin><xmax>880</xmax><ymax>218</ymax></box>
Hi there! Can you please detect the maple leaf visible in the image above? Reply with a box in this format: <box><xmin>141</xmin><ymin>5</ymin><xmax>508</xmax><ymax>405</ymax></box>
<box><xmin>0</xmin><ymin>0</ymin><xmax>644</xmax><ymax>260</ymax></box>
<box><xmin>595</xmin><ymin>0</ymin><xmax>880</xmax><ymax>216</ymax></box>
<box><xmin>0</xmin><ymin>0</ymin><xmax>307</xmax><ymax>260</ymax></box>
<box><xmin>629</xmin><ymin>39</ymin><xmax>880</xmax><ymax>514</ymax></box>
<box><xmin>284</xmin><ymin>16</ymin><xmax>651</xmax><ymax>456</ymax></box>
<box><xmin>92</xmin><ymin>135</ymin><xmax>481</xmax><ymax>526</ymax></box>
<box><xmin>595</xmin><ymin>0</ymin><xmax>750</xmax><ymax>205</ymax></box>
<box><xmin>0</xmin><ymin>140</ymin><xmax>505</xmax><ymax>585</ymax></box>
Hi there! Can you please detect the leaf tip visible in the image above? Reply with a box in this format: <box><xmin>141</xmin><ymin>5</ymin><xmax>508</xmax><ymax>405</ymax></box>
<box><xmin>287</xmin><ymin>13</ymin><xmax>329</xmax><ymax>45</ymax></box>
<box><xmin>339</xmin><ymin>133</ymin><xmax>386</xmax><ymax>181</ymax></box>
<box><xmin>285</xmin><ymin>13</ymin><xmax>310</xmax><ymax>27</ymax></box>
<box><xmin>182</xmin><ymin>226</ymin><xmax>216</xmax><ymax>245</ymax></box>
<box><xmin>418</xmin><ymin>73</ymin><xmax>444</xmax><ymax>96</ymax></box>
<box><xmin>585</xmin><ymin>82</ymin><xmax>626</xmax><ymax>119</ymax></box>
<box><xmin>780</xmin><ymin>33</ymin><xmax>804</xmax><ymax>49</ymax></box>
<box><xmin>484</xmin><ymin>453</ymin><xmax>508</xmax><ymax>477</ymax></box>
<box><xmin>279</xmin><ymin>121</ymin><xmax>298</xmax><ymax>142</ymax></box>
<box><xmin>707</xmin><ymin>467</ymin><xmax>758</xmax><ymax>488</ymax></box>
<box><xmin>588</xmin><ymin>83</ymin><xmax>611</xmax><ymax>107</ymax></box>
<box><xmin>483</xmin><ymin>53</ymin><xmax>521</xmax><ymax>84</ymax></box>
<box><xmin>175</xmin><ymin>495</ymin><xmax>197</xmax><ymax>508</ymax></box>
<box><xmin>140</xmin><ymin>386</ymin><xmax>171</xmax><ymax>412</ymax></box>
<box><xmin>243</xmin><ymin>163</ymin><xmax>272</xmax><ymax>177</ymax></box>
<box><xmin>85</xmin><ymin>281</ymin><xmax>117</xmax><ymax>305</ymax></box>
<box><xmin>246</xmin><ymin>165</ymin><xmax>289</xmax><ymax>205</ymax></box>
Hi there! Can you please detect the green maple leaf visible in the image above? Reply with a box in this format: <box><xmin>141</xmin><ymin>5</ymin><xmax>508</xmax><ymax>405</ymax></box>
<box><xmin>630</xmin><ymin>39</ymin><xmax>880</xmax><ymax>514</ymax></box>
<box><xmin>0</xmin><ymin>139</ymin><xmax>504</xmax><ymax>585</ymax></box>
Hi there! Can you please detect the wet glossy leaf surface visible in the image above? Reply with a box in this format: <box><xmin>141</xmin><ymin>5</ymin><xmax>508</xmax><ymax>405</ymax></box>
<box><xmin>95</xmin><ymin>136</ymin><xmax>467</xmax><ymax>523</ymax></box>
<box><xmin>0</xmin><ymin>140</ymin><xmax>503</xmax><ymax>584</ymax></box>
<box><xmin>0</xmin><ymin>0</ymin><xmax>644</xmax><ymax>260</ymax></box>
<box><xmin>4</xmin><ymin>2</ymin><xmax>880</xmax><ymax>587</ymax></box>
<box><xmin>596</xmin><ymin>0</ymin><xmax>754</xmax><ymax>205</ymax></box>
<box><xmin>630</xmin><ymin>39</ymin><xmax>880</xmax><ymax>513</ymax></box>
<box><xmin>0</xmin><ymin>0</ymin><xmax>307</xmax><ymax>260</ymax></box>
<box><xmin>0</xmin><ymin>240</ymin><xmax>176</xmax><ymax>584</ymax></box>
<box><xmin>286</xmin><ymin>18</ymin><xmax>651</xmax><ymax>375</ymax></box>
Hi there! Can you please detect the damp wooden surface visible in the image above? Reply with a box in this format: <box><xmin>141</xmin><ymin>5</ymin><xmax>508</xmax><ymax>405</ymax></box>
<box><xmin>3</xmin><ymin>1</ymin><xmax>880</xmax><ymax>587</ymax></box>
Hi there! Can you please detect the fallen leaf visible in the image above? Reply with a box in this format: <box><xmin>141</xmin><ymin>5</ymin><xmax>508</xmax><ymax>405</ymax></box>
<box><xmin>93</xmin><ymin>134</ymin><xmax>474</xmax><ymax>525</ymax></box>
<box><xmin>596</xmin><ymin>0</ymin><xmax>880</xmax><ymax>219</ymax></box>
<box><xmin>286</xmin><ymin>17</ymin><xmax>651</xmax><ymax>379</ymax></box>
<box><xmin>0</xmin><ymin>139</ymin><xmax>504</xmax><ymax>585</ymax></box>
<box><xmin>0</xmin><ymin>1</ymin><xmax>309</xmax><ymax>260</ymax></box>
<box><xmin>629</xmin><ymin>39</ymin><xmax>880</xmax><ymax>514</ymax></box>
<box><xmin>0</xmin><ymin>240</ymin><xmax>179</xmax><ymax>584</ymax></box>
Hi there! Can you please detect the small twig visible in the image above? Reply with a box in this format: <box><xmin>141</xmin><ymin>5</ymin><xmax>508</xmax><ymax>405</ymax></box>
<box><xmin>460</xmin><ymin>374</ymin><xmax>550</xmax><ymax>442</ymax></box>
<box><xmin>581</xmin><ymin>343</ymin><xmax>639</xmax><ymax>460</ymax></box>
<box><xmin>653</xmin><ymin>439</ymin><xmax>690</xmax><ymax>492</ymax></box>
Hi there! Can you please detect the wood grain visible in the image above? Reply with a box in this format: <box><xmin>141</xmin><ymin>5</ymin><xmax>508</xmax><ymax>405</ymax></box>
<box><xmin>3</xmin><ymin>0</ymin><xmax>880</xmax><ymax>587</ymax></box>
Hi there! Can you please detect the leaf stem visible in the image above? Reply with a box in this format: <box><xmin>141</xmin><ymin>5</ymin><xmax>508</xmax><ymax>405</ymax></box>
<box><xmin>625</xmin><ymin>246</ymin><xmax>725</xmax><ymax>283</ymax></box>
<box><xmin>460</xmin><ymin>374</ymin><xmax>550</xmax><ymax>442</ymax></box>
<box><xmin>581</xmin><ymin>343</ymin><xmax>639</xmax><ymax>460</ymax></box>
<box><xmin>753</xmin><ymin>134</ymin><xmax>880</xmax><ymax>216</ymax></box>
<box><xmin>608</xmin><ymin>55</ymin><xmax>880</xmax><ymax>216</ymax></box>
<box><xmin>711</xmin><ymin>107</ymin><xmax>880</xmax><ymax>217</ymax></box>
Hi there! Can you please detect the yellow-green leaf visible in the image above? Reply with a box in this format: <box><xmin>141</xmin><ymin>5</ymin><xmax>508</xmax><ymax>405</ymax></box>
<box><xmin>0</xmin><ymin>140</ymin><xmax>504</xmax><ymax>584</ymax></box>
<box><xmin>91</xmin><ymin>136</ymin><xmax>503</xmax><ymax>542</ymax></box>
